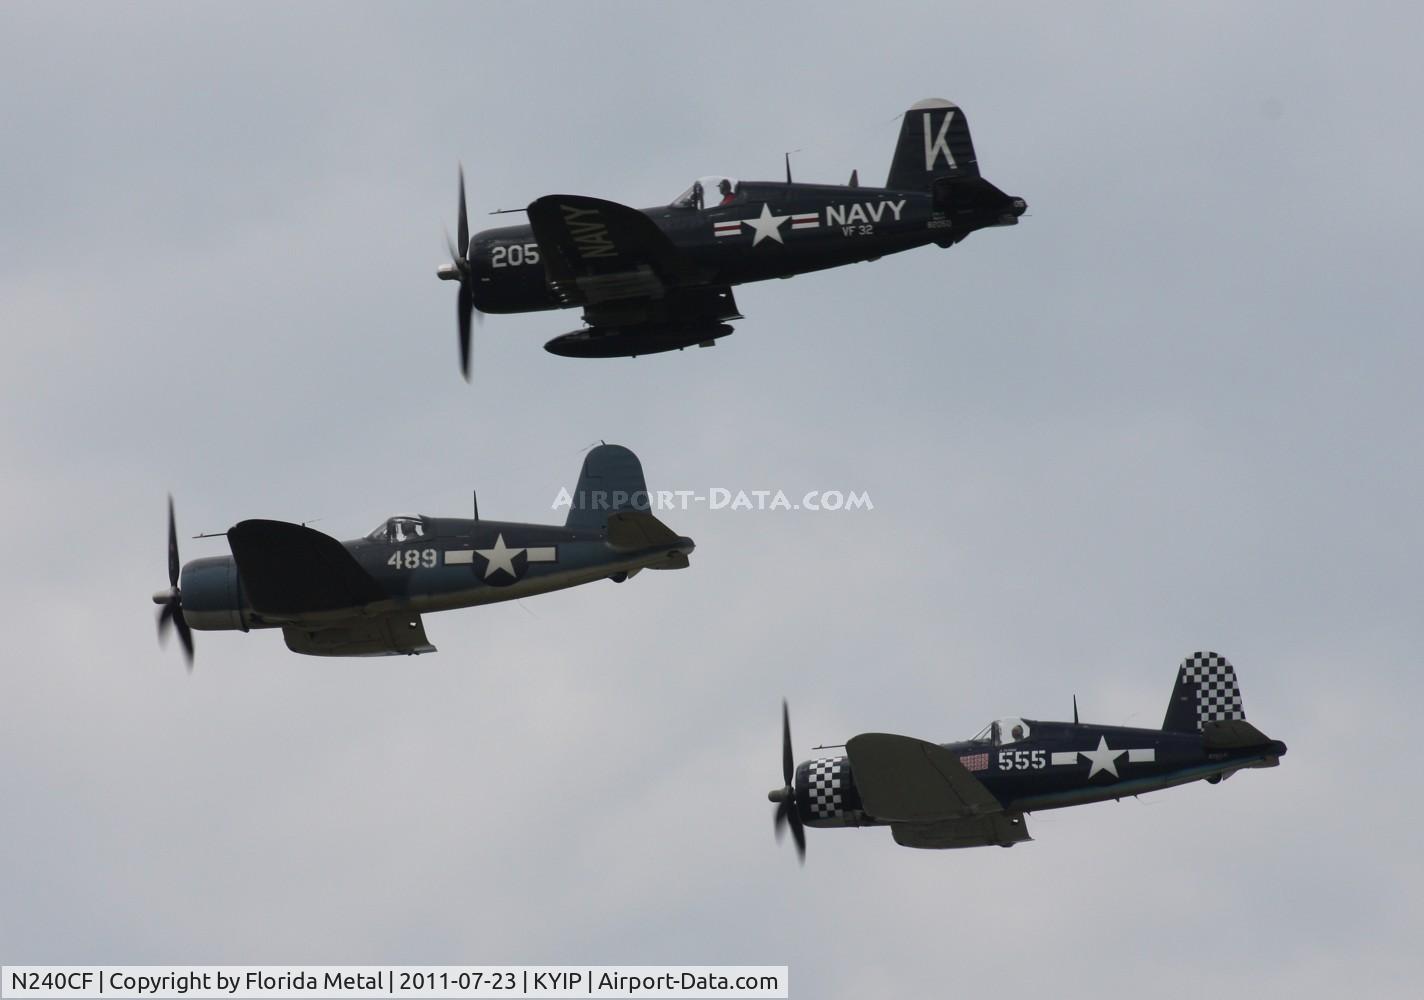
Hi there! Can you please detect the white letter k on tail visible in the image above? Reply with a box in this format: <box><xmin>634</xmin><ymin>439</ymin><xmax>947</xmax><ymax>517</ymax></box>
<box><xmin>923</xmin><ymin>111</ymin><xmax>957</xmax><ymax>170</ymax></box>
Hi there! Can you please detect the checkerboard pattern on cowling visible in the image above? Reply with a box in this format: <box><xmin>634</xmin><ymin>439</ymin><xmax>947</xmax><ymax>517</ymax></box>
<box><xmin>1182</xmin><ymin>651</ymin><xmax>1245</xmax><ymax>727</ymax></box>
<box><xmin>807</xmin><ymin>756</ymin><xmax>846</xmax><ymax>820</ymax></box>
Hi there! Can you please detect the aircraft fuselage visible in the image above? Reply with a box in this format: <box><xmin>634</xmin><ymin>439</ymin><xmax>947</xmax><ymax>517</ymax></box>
<box><xmin>465</xmin><ymin>180</ymin><xmax>1025</xmax><ymax>315</ymax></box>
<box><xmin>797</xmin><ymin>720</ymin><xmax>1286</xmax><ymax>830</ymax></box>
<box><xmin>178</xmin><ymin>515</ymin><xmax>694</xmax><ymax>632</ymax></box>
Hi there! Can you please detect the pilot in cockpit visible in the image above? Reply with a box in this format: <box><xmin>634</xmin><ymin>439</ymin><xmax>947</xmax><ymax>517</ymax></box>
<box><xmin>672</xmin><ymin>177</ymin><xmax>738</xmax><ymax>212</ymax></box>
<box><xmin>388</xmin><ymin>517</ymin><xmax>423</xmax><ymax>543</ymax></box>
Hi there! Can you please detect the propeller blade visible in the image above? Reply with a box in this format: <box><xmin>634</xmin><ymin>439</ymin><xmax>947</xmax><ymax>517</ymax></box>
<box><xmin>167</xmin><ymin>494</ymin><xmax>179</xmax><ymax>588</ymax></box>
<box><xmin>458</xmin><ymin>280</ymin><xmax>473</xmax><ymax>381</ymax></box>
<box><xmin>157</xmin><ymin>496</ymin><xmax>194</xmax><ymax>669</ymax></box>
<box><xmin>775</xmin><ymin>700</ymin><xmax>805</xmax><ymax>862</ymax></box>
<box><xmin>448</xmin><ymin>165</ymin><xmax>479</xmax><ymax>381</ymax></box>
<box><xmin>174</xmin><ymin>612</ymin><xmax>194</xmax><ymax>669</ymax></box>
<box><xmin>782</xmin><ymin>699</ymin><xmax>794</xmax><ymax>788</ymax></box>
<box><xmin>789</xmin><ymin>809</ymin><xmax>806</xmax><ymax>861</ymax></box>
<box><xmin>457</xmin><ymin>164</ymin><xmax>469</xmax><ymax>258</ymax></box>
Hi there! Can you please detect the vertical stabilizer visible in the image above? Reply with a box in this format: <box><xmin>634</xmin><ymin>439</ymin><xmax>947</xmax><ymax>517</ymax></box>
<box><xmin>1163</xmin><ymin>652</ymin><xmax>1246</xmax><ymax>732</ymax></box>
<box><xmin>886</xmin><ymin>99</ymin><xmax>980</xmax><ymax>191</ymax></box>
<box><xmin>565</xmin><ymin>444</ymin><xmax>649</xmax><ymax>530</ymax></box>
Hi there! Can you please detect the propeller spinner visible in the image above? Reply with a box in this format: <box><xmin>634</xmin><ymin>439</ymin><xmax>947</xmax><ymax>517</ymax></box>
<box><xmin>769</xmin><ymin>699</ymin><xmax>806</xmax><ymax>862</ymax></box>
<box><xmin>152</xmin><ymin>495</ymin><xmax>194</xmax><ymax>668</ymax></box>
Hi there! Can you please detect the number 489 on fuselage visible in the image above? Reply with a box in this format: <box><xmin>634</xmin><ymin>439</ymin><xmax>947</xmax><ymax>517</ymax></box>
<box><xmin>438</xmin><ymin>99</ymin><xmax>1026</xmax><ymax>374</ymax></box>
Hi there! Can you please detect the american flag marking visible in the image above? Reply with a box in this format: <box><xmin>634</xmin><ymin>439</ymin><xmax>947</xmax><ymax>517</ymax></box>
<box><xmin>713</xmin><ymin>221</ymin><xmax>742</xmax><ymax>238</ymax></box>
<box><xmin>960</xmin><ymin>752</ymin><xmax>989</xmax><ymax>772</ymax></box>
<box><xmin>790</xmin><ymin>212</ymin><xmax>820</xmax><ymax>230</ymax></box>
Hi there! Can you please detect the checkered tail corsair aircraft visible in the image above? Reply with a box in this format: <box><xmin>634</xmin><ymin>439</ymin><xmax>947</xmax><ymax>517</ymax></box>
<box><xmin>770</xmin><ymin>653</ymin><xmax>1286</xmax><ymax>859</ymax></box>
<box><xmin>153</xmin><ymin>445</ymin><xmax>692</xmax><ymax>663</ymax></box>
<box><xmin>439</xmin><ymin>99</ymin><xmax>1026</xmax><ymax>376</ymax></box>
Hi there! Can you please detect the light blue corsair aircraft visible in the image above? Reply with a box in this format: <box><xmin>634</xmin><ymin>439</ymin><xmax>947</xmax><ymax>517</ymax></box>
<box><xmin>153</xmin><ymin>445</ymin><xmax>692</xmax><ymax>663</ymax></box>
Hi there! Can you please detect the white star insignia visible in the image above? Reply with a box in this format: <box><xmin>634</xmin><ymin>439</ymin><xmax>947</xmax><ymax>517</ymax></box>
<box><xmin>475</xmin><ymin>533</ymin><xmax>523</xmax><ymax>579</ymax></box>
<box><xmin>1079</xmin><ymin>735</ymin><xmax>1127</xmax><ymax>779</ymax></box>
<box><xmin>742</xmin><ymin>203</ymin><xmax>789</xmax><ymax>245</ymax></box>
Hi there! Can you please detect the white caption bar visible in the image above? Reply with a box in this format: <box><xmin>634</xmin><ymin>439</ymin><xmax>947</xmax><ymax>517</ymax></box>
<box><xmin>1</xmin><ymin>967</ymin><xmax>788</xmax><ymax>1000</ymax></box>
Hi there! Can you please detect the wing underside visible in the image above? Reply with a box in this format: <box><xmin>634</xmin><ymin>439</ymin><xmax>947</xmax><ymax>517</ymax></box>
<box><xmin>890</xmin><ymin>814</ymin><xmax>1031</xmax><ymax>849</ymax></box>
<box><xmin>282</xmin><ymin>614</ymin><xmax>436</xmax><ymax>657</ymax></box>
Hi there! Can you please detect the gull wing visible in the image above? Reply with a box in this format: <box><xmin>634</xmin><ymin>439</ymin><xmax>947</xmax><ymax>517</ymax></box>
<box><xmin>527</xmin><ymin>194</ymin><xmax>700</xmax><ymax>304</ymax></box>
<box><xmin>846</xmin><ymin>732</ymin><xmax>1002</xmax><ymax>822</ymax></box>
<box><xmin>227</xmin><ymin>519</ymin><xmax>386</xmax><ymax>616</ymax></box>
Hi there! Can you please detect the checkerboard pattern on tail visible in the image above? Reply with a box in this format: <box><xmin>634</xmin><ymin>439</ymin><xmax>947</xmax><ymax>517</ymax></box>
<box><xmin>807</xmin><ymin>757</ymin><xmax>847</xmax><ymax>819</ymax></box>
<box><xmin>1163</xmin><ymin>651</ymin><xmax>1246</xmax><ymax>732</ymax></box>
<box><xmin>1184</xmin><ymin>652</ymin><xmax>1245</xmax><ymax>725</ymax></box>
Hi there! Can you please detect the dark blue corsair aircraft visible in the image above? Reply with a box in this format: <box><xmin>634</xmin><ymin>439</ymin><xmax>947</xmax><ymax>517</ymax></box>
<box><xmin>771</xmin><ymin>653</ymin><xmax>1286</xmax><ymax>858</ymax></box>
<box><xmin>439</xmin><ymin>99</ymin><xmax>1026</xmax><ymax>375</ymax></box>
<box><xmin>153</xmin><ymin>446</ymin><xmax>691</xmax><ymax>664</ymax></box>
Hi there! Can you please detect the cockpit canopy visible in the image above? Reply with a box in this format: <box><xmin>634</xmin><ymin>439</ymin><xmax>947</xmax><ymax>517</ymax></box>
<box><xmin>670</xmin><ymin>175</ymin><xmax>740</xmax><ymax>210</ymax></box>
<box><xmin>367</xmin><ymin>515</ymin><xmax>427</xmax><ymax>543</ymax></box>
<box><xmin>971</xmin><ymin>718</ymin><xmax>1032</xmax><ymax>746</ymax></box>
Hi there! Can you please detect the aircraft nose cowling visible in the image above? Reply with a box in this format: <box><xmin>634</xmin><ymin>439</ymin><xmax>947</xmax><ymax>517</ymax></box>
<box><xmin>797</xmin><ymin>756</ymin><xmax>867</xmax><ymax>828</ymax></box>
<box><xmin>179</xmin><ymin>555</ymin><xmax>249</xmax><ymax>631</ymax></box>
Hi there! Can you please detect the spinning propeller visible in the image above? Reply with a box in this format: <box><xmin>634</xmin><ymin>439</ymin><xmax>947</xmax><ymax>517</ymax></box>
<box><xmin>438</xmin><ymin>165</ymin><xmax>480</xmax><ymax>380</ymax></box>
<box><xmin>152</xmin><ymin>495</ymin><xmax>194</xmax><ymax>668</ymax></box>
<box><xmin>768</xmin><ymin>699</ymin><xmax>806</xmax><ymax>862</ymax></box>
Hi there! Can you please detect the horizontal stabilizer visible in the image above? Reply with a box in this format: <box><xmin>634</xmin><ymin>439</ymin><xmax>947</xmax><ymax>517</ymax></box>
<box><xmin>607</xmin><ymin>509</ymin><xmax>680</xmax><ymax>549</ymax></box>
<box><xmin>846</xmin><ymin>733</ymin><xmax>1001</xmax><ymax>822</ymax></box>
<box><xmin>891</xmin><ymin>814</ymin><xmax>1031</xmax><ymax>850</ymax></box>
<box><xmin>931</xmin><ymin>175</ymin><xmax>1023</xmax><ymax>229</ymax></box>
<box><xmin>228</xmin><ymin>519</ymin><xmax>386</xmax><ymax>616</ymax></box>
<box><xmin>1202</xmin><ymin>719</ymin><xmax>1271</xmax><ymax>749</ymax></box>
<box><xmin>608</xmin><ymin>511</ymin><xmax>693</xmax><ymax>570</ymax></box>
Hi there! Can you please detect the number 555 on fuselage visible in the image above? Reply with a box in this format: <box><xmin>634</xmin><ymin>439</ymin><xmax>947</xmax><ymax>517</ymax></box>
<box><xmin>438</xmin><ymin>99</ymin><xmax>1026</xmax><ymax>375</ymax></box>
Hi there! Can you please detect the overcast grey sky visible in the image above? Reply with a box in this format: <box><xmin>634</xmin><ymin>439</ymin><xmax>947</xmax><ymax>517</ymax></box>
<box><xmin>3</xmin><ymin>2</ymin><xmax>1422</xmax><ymax>995</ymax></box>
